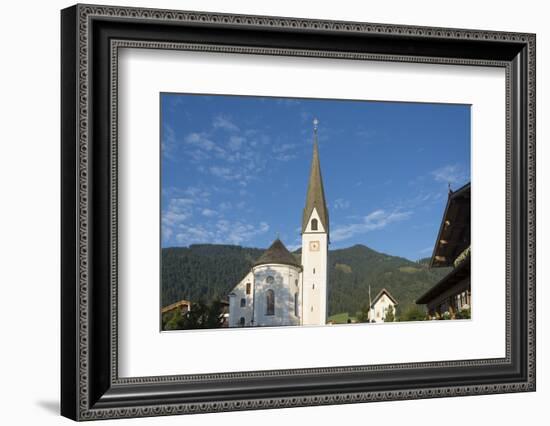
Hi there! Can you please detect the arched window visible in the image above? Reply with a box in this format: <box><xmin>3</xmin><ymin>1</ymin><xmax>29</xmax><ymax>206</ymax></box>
<box><xmin>294</xmin><ymin>293</ymin><xmax>299</xmax><ymax>317</ymax></box>
<box><xmin>239</xmin><ymin>317</ymin><xmax>245</xmax><ymax>327</ymax></box>
<box><xmin>311</xmin><ymin>218</ymin><xmax>318</xmax><ymax>231</ymax></box>
<box><xmin>245</xmin><ymin>283</ymin><xmax>251</xmax><ymax>295</ymax></box>
<box><xmin>266</xmin><ymin>289</ymin><xmax>275</xmax><ymax>316</ymax></box>
<box><xmin>240</xmin><ymin>298</ymin><xmax>246</xmax><ymax>307</ymax></box>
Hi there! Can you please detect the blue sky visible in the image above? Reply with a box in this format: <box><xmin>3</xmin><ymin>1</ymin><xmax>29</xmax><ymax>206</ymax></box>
<box><xmin>161</xmin><ymin>93</ymin><xmax>470</xmax><ymax>261</ymax></box>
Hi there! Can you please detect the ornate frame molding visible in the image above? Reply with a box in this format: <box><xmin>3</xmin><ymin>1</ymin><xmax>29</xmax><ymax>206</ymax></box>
<box><xmin>61</xmin><ymin>4</ymin><xmax>536</xmax><ymax>421</ymax></box>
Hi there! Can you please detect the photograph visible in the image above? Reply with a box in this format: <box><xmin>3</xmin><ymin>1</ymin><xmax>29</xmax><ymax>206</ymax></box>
<box><xmin>160</xmin><ymin>94</ymin><xmax>472</xmax><ymax>330</ymax></box>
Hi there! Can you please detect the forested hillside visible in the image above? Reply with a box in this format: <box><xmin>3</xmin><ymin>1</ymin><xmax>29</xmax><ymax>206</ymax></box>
<box><xmin>161</xmin><ymin>244</ymin><xmax>449</xmax><ymax>318</ymax></box>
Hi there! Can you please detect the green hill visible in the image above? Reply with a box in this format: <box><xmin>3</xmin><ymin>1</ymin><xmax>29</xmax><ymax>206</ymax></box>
<box><xmin>161</xmin><ymin>244</ymin><xmax>449</xmax><ymax>318</ymax></box>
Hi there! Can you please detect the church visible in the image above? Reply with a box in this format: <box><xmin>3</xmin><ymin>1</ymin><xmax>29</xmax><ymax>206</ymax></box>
<box><xmin>227</xmin><ymin>119</ymin><xmax>330</xmax><ymax>328</ymax></box>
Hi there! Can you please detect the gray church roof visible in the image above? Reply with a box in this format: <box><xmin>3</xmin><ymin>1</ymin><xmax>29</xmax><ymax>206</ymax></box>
<box><xmin>253</xmin><ymin>239</ymin><xmax>301</xmax><ymax>268</ymax></box>
<box><xmin>302</xmin><ymin>133</ymin><xmax>329</xmax><ymax>236</ymax></box>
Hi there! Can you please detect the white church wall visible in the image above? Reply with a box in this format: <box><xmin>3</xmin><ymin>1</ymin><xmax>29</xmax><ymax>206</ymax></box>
<box><xmin>370</xmin><ymin>294</ymin><xmax>397</xmax><ymax>323</ymax></box>
<box><xmin>301</xmin><ymin>207</ymin><xmax>328</xmax><ymax>326</ymax></box>
<box><xmin>252</xmin><ymin>264</ymin><xmax>301</xmax><ymax>327</ymax></box>
<box><xmin>228</xmin><ymin>271</ymin><xmax>254</xmax><ymax>327</ymax></box>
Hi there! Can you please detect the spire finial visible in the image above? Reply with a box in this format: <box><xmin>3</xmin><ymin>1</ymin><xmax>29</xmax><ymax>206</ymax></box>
<box><xmin>313</xmin><ymin>117</ymin><xmax>319</xmax><ymax>135</ymax></box>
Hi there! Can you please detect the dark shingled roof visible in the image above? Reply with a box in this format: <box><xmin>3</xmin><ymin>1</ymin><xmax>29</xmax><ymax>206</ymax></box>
<box><xmin>302</xmin><ymin>137</ymin><xmax>329</xmax><ymax>236</ymax></box>
<box><xmin>416</xmin><ymin>255</ymin><xmax>470</xmax><ymax>304</ymax></box>
<box><xmin>253</xmin><ymin>239</ymin><xmax>301</xmax><ymax>268</ymax></box>
<box><xmin>430</xmin><ymin>182</ymin><xmax>471</xmax><ymax>268</ymax></box>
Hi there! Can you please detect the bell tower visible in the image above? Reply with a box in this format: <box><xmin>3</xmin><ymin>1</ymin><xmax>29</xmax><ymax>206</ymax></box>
<box><xmin>301</xmin><ymin>118</ymin><xmax>329</xmax><ymax>326</ymax></box>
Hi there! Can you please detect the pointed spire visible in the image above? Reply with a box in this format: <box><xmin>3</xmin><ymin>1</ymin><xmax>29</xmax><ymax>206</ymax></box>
<box><xmin>302</xmin><ymin>118</ymin><xmax>329</xmax><ymax>236</ymax></box>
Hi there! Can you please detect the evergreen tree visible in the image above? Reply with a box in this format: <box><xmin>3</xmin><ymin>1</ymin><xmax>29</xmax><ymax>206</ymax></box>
<box><xmin>356</xmin><ymin>304</ymin><xmax>371</xmax><ymax>323</ymax></box>
<box><xmin>384</xmin><ymin>305</ymin><xmax>395</xmax><ymax>322</ymax></box>
<box><xmin>161</xmin><ymin>300</ymin><xmax>225</xmax><ymax>330</ymax></box>
<box><xmin>399</xmin><ymin>305</ymin><xmax>427</xmax><ymax>322</ymax></box>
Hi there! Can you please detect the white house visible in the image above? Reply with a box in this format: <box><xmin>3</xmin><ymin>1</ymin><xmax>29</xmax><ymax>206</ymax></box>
<box><xmin>228</xmin><ymin>119</ymin><xmax>329</xmax><ymax>327</ymax></box>
<box><xmin>369</xmin><ymin>288</ymin><xmax>398</xmax><ymax>323</ymax></box>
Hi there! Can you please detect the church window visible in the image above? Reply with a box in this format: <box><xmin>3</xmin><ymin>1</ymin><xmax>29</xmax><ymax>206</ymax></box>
<box><xmin>246</xmin><ymin>283</ymin><xmax>251</xmax><ymax>294</ymax></box>
<box><xmin>239</xmin><ymin>317</ymin><xmax>245</xmax><ymax>327</ymax></box>
<box><xmin>266</xmin><ymin>289</ymin><xmax>275</xmax><ymax>315</ymax></box>
<box><xmin>313</xmin><ymin>268</ymin><xmax>315</xmax><ymax>274</ymax></box>
<box><xmin>240</xmin><ymin>298</ymin><xmax>246</xmax><ymax>307</ymax></box>
<box><xmin>295</xmin><ymin>279</ymin><xmax>298</xmax><ymax>286</ymax></box>
<box><xmin>312</xmin><ymin>283</ymin><xmax>315</xmax><ymax>290</ymax></box>
<box><xmin>311</xmin><ymin>218</ymin><xmax>318</xmax><ymax>231</ymax></box>
<box><xmin>294</xmin><ymin>293</ymin><xmax>299</xmax><ymax>317</ymax></box>
<box><xmin>266</xmin><ymin>275</ymin><xmax>274</xmax><ymax>284</ymax></box>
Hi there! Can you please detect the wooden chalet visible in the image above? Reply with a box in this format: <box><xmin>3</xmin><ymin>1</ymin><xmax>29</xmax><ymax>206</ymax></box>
<box><xmin>161</xmin><ymin>299</ymin><xmax>191</xmax><ymax>315</ymax></box>
<box><xmin>416</xmin><ymin>183</ymin><xmax>471</xmax><ymax>319</ymax></box>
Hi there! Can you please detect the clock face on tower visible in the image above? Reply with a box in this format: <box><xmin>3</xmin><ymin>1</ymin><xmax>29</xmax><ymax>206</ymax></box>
<box><xmin>309</xmin><ymin>240</ymin><xmax>320</xmax><ymax>252</ymax></box>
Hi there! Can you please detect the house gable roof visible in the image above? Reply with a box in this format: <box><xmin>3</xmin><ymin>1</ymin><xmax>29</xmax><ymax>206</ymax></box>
<box><xmin>371</xmin><ymin>288</ymin><xmax>398</xmax><ymax>307</ymax></box>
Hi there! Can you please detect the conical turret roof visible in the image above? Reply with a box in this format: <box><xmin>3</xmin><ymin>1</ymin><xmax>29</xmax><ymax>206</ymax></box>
<box><xmin>253</xmin><ymin>239</ymin><xmax>300</xmax><ymax>267</ymax></box>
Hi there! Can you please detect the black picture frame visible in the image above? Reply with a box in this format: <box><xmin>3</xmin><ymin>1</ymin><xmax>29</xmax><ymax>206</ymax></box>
<box><xmin>61</xmin><ymin>4</ymin><xmax>536</xmax><ymax>421</ymax></box>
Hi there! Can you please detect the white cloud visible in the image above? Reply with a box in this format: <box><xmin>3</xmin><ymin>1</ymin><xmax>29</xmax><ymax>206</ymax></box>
<box><xmin>209</xmin><ymin>165</ymin><xmax>256</xmax><ymax>187</ymax></box>
<box><xmin>271</xmin><ymin>143</ymin><xmax>298</xmax><ymax>161</ymax></box>
<box><xmin>209</xmin><ymin>166</ymin><xmax>239</xmax><ymax>181</ymax></box>
<box><xmin>334</xmin><ymin>198</ymin><xmax>350</xmax><ymax>210</ymax></box>
<box><xmin>201</xmin><ymin>208</ymin><xmax>217</xmax><ymax>217</ymax></box>
<box><xmin>331</xmin><ymin>209</ymin><xmax>412</xmax><ymax>242</ymax></box>
<box><xmin>228</xmin><ymin>135</ymin><xmax>245</xmax><ymax>151</ymax></box>
<box><xmin>162</xmin><ymin>226</ymin><xmax>173</xmax><ymax>242</ymax></box>
<box><xmin>274</xmin><ymin>153</ymin><xmax>296</xmax><ymax>162</ymax></box>
<box><xmin>213</xmin><ymin>115</ymin><xmax>239</xmax><ymax>132</ymax></box>
<box><xmin>272</xmin><ymin>143</ymin><xmax>295</xmax><ymax>153</ymax></box>
<box><xmin>183</xmin><ymin>186</ymin><xmax>210</xmax><ymax>199</ymax></box>
<box><xmin>162</xmin><ymin>124</ymin><xmax>178</xmax><ymax>160</ymax></box>
<box><xmin>180</xmin><ymin>125</ymin><xmax>266</xmax><ymax>185</ymax></box>
<box><xmin>184</xmin><ymin>132</ymin><xmax>225</xmax><ymax>156</ymax></box>
<box><xmin>161</xmin><ymin>197</ymin><xmax>195</xmax><ymax>243</ymax></box>
<box><xmin>431</xmin><ymin>164</ymin><xmax>469</xmax><ymax>185</ymax></box>
<box><xmin>174</xmin><ymin>220</ymin><xmax>270</xmax><ymax>247</ymax></box>
<box><xmin>162</xmin><ymin>182</ymin><xmax>269</xmax><ymax>247</ymax></box>
<box><xmin>161</xmin><ymin>185</ymin><xmax>215</xmax><ymax>244</ymax></box>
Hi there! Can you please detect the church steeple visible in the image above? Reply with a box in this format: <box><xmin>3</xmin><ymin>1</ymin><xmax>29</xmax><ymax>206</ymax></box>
<box><xmin>302</xmin><ymin>118</ymin><xmax>329</xmax><ymax>236</ymax></box>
